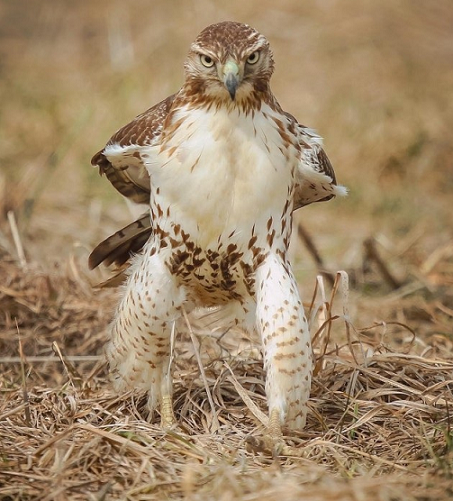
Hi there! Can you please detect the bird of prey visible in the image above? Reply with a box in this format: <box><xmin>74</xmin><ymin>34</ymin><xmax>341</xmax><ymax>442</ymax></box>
<box><xmin>89</xmin><ymin>21</ymin><xmax>346</xmax><ymax>442</ymax></box>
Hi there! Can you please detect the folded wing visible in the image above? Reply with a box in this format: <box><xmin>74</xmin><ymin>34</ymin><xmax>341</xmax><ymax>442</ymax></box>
<box><xmin>91</xmin><ymin>94</ymin><xmax>176</xmax><ymax>204</ymax></box>
<box><xmin>290</xmin><ymin>116</ymin><xmax>347</xmax><ymax>210</ymax></box>
<box><xmin>89</xmin><ymin>95</ymin><xmax>176</xmax><ymax>271</ymax></box>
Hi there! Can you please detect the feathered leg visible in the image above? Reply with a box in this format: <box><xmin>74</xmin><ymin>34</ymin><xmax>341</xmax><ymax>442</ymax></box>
<box><xmin>255</xmin><ymin>253</ymin><xmax>313</xmax><ymax>438</ymax></box>
<box><xmin>106</xmin><ymin>241</ymin><xmax>186</xmax><ymax>426</ymax></box>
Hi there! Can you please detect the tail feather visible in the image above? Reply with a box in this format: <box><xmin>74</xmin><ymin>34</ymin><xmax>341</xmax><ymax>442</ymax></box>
<box><xmin>88</xmin><ymin>212</ymin><xmax>152</xmax><ymax>270</ymax></box>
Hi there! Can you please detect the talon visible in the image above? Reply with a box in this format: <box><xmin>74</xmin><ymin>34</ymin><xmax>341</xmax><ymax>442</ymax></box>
<box><xmin>245</xmin><ymin>409</ymin><xmax>286</xmax><ymax>456</ymax></box>
<box><xmin>246</xmin><ymin>433</ymin><xmax>285</xmax><ymax>456</ymax></box>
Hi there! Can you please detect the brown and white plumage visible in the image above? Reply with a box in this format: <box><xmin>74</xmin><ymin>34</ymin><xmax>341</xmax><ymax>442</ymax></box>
<box><xmin>90</xmin><ymin>21</ymin><xmax>346</xmax><ymax>438</ymax></box>
<box><xmin>90</xmin><ymin>108</ymin><xmax>342</xmax><ymax>269</ymax></box>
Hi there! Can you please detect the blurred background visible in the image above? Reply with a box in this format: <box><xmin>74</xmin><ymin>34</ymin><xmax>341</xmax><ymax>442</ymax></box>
<box><xmin>1</xmin><ymin>0</ymin><xmax>452</xmax><ymax>342</ymax></box>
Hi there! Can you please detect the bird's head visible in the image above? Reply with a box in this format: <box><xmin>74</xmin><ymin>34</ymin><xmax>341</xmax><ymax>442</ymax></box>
<box><xmin>183</xmin><ymin>21</ymin><xmax>275</xmax><ymax>109</ymax></box>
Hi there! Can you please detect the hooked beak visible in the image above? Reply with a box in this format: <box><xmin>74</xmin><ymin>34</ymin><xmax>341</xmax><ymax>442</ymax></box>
<box><xmin>222</xmin><ymin>60</ymin><xmax>240</xmax><ymax>100</ymax></box>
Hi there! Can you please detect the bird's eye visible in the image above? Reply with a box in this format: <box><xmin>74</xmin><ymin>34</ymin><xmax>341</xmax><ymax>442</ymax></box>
<box><xmin>200</xmin><ymin>54</ymin><xmax>215</xmax><ymax>67</ymax></box>
<box><xmin>246</xmin><ymin>51</ymin><xmax>260</xmax><ymax>65</ymax></box>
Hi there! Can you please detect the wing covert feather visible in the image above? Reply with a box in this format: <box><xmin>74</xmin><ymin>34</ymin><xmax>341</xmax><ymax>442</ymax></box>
<box><xmin>91</xmin><ymin>94</ymin><xmax>177</xmax><ymax>203</ymax></box>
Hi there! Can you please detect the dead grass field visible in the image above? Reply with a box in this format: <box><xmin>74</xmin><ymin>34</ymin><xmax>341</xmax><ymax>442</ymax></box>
<box><xmin>1</xmin><ymin>1</ymin><xmax>453</xmax><ymax>499</ymax></box>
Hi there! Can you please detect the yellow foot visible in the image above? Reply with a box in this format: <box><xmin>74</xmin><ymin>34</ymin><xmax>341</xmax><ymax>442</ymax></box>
<box><xmin>268</xmin><ymin>408</ymin><xmax>283</xmax><ymax>441</ymax></box>
<box><xmin>246</xmin><ymin>409</ymin><xmax>285</xmax><ymax>456</ymax></box>
<box><xmin>160</xmin><ymin>394</ymin><xmax>176</xmax><ymax>429</ymax></box>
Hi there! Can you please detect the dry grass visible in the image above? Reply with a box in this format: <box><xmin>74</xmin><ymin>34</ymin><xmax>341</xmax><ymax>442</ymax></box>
<box><xmin>1</xmin><ymin>253</ymin><xmax>452</xmax><ymax>500</ymax></box>
<box><xmin>1</xmin><ymin>0</ymin><xmax>453</xmax><ymax>499</ymax></box>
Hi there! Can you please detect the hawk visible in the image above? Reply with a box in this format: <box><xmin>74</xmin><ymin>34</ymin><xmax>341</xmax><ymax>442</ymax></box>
<box><xmin>89</xmin><ymin>21</ymin><xmax>346</xmax><ymax>441</ymax></box>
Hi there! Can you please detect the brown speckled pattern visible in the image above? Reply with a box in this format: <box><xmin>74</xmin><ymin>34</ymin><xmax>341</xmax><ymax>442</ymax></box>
<box><xmin>91</xmin><ymin>21</ymin><xmax>345</xmax><ymax>432</ymax></box>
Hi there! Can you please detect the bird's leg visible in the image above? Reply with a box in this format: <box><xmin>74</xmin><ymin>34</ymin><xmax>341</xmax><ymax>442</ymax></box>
<box><xmin>268</xmin><ymin>408</ymin><xmax>283</xmax><ymax>441</ymax></box>
<box><xmin>160</xmin><ymin>327</ymin><xmax>176</xmax><ymax>429</ymax></box>
<box><xmin>255</xmin><ymin>253</ymin><xmax>313</xmax><ymax>447</ymax></box>
<box><xmin>105</xmin><ymin>242</ymin><xmax>186</xmax><ymax>427</ymax></box>
<box><xmin>160</xmin><ymin>394</ymin><xmax>176</xmax><ymax>428</ymax></box>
